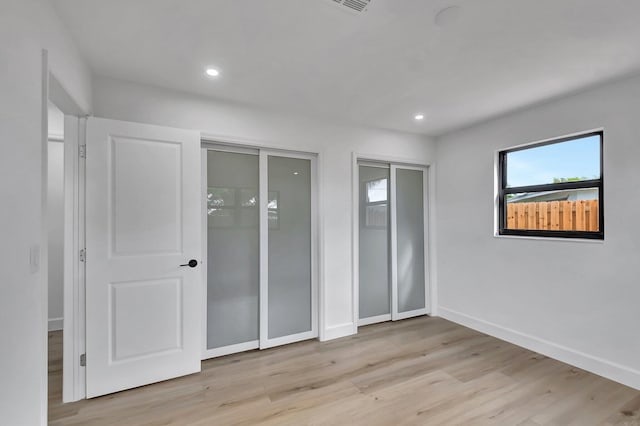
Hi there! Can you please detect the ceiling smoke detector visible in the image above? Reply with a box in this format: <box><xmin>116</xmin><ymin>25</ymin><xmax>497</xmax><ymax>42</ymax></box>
<box><xmin>327</xmin><ymin>0</ymin><xmax>372</xmax><ymax>14</ymax></box>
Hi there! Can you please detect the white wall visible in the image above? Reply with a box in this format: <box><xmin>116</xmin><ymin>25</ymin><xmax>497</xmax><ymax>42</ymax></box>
<box><xmin>93</xmin><ymin>76</ymin><xmax>435</xmax><ymax>340</ymax></box>
<box><xmin>436</xmin><ymin>73</ymin><xmax>640</xmax><ymax>389</ymax></box>
<box><xmin>0</xmin><ymin>0</ymin><xmax>92</xmax><ymax>424</ymax></box>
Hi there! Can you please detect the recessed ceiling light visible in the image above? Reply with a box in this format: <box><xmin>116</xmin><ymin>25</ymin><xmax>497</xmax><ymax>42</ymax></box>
<box><xmin>293</xmin><ymin>171</ymin><xmax>300</xmax><ymax>175</ymax></box>
<box><xmin>205</xmin><ymin>68</ymin><xmax>220</xmax><ymax>78</ymax></box>
<box><xmin>414</xmin><ymin>114</ymin><xmax>425</xmax><ymax>121</ymax></box>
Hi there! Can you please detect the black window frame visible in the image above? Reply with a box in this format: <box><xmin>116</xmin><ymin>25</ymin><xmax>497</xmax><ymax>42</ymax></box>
<box><xmin>498</xmin><ymin>130</ymin><xmax>604</xmax><ymax>240</ymax></box>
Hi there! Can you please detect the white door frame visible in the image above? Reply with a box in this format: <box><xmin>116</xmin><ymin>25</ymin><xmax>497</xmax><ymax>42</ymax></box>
<box><xmin>352</xmin><ymin>152</ymin><xmax>437</xmax><ymax>331</ymax></box>
<box><xmin>201</xmin><ymin>141</ymin><xmax>320</xmax><ymax>358</ymax></box>
<box><xmin>62</xmin><ymin>116</ymin><xmax>87</xmax><ymax>402</ymax></box>
<box><xmin>45</xmin><ymin>61</ymin><xmax>90</xmax><ymax>404</ymax></box>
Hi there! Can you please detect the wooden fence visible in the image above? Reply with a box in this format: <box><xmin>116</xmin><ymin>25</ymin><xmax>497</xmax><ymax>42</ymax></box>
<box><xmin>506</xmin><ymin>200</ymin><xmax>599</xmax><ymax>231</ymax></box>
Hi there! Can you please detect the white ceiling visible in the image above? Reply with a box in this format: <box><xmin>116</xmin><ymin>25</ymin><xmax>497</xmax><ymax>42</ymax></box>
<box><xmin>52</xmin><ymin>0</ymin><xmax>640</xmax><ymax>136</ymax></box>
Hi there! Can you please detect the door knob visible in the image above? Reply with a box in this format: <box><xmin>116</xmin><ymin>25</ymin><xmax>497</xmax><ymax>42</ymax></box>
<box><xmin>179</xmin><ymin>259</ymin><xmax>198</xmax><ymax>268</ymax></box>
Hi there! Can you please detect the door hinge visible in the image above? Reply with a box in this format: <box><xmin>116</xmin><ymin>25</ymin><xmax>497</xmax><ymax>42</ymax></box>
<box><xmin>80</xmin><ymin>353</ymin><xmax>86</xmax><ymax>367</ymax></box>
<box><xmin>79</xmin><ymin>249</ymin><xmax>86</xmax><ymax>262</ymax></box>
<box><xmin>79</xmin><ymin>145</ymin><xmax>86</xmax><ymax>159</ymax></box>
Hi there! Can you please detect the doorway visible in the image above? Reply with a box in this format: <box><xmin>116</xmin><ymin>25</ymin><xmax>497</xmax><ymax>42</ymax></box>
<box><xmin>47</xmin><ymin>101</ymin><xmax>65</xmax><ymax>409</ymax></box>
<box><xmin>202</xmin><ymin>144</ymin><xmax>319</xmax><ymax>359</ymax></box>
<box><xmin>356</xmin><ymin>160</ymin><xmax>430</xmax><ymax>327</ymax></box>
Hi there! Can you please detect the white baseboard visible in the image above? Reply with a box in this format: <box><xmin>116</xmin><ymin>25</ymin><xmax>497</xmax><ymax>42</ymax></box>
<box><xmin>439</xmin><ymin>306</ymin><xmax>640</xmax><ymax>391</ymax></box>
<box><xmin>321</xmin><ymin>322</ymin><xmax>355</xmax><ymax>341</ymax></box>
<box><xmin>48</xmin><ymin>317</ymin><xmax>63</xmax><ymax>331</ymax></box>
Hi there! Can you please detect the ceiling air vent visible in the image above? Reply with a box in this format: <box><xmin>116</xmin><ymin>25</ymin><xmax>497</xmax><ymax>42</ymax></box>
<box><xmin>328</xmin><ymin>0</ymin><xmax>371</xmax><ymax>14</ymax></box>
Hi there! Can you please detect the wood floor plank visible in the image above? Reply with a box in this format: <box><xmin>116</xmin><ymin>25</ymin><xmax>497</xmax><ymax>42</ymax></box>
<box><xmin>48</xmin><ymin>317</ymin><xmax>640</xmax><ymax>425</ymax></box>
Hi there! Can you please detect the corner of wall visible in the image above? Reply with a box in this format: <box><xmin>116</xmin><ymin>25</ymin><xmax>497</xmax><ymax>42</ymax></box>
<box><xmin>439</xmin><ymin>307</ymin><xmax>640</xmax><ymax>391</ymax></box>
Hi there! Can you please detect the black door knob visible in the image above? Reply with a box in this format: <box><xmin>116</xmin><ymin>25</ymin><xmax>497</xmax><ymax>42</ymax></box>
<box><xmin>179</xmin><ymin>259</ymin><xmax>198</xmax><ymax>268</ymax></box>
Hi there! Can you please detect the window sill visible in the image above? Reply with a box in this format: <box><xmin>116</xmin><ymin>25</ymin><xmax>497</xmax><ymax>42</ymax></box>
<box><xmin>493</xmin><ymin>233</ymin><xmax>604</xmax><ymax>244</ymax></box>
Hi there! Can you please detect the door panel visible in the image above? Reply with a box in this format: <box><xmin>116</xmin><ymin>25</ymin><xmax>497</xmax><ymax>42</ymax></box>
<box><xmin>358</xmin><ymin>165</ymin><xmax>391</xmax><ymax>325</ymax></box>
<box><xmin>205</xmin><ymin>150</ymin><xmax>259</xmax><ymax>353</ymax></box>
<box><xmin>267</xmin><ymin>155</ymin><xmax>312</xmax><ymax>339</ymax></box>
<box><xmin>261</xmin><ymin>153</ymin><xmax>317</xmax><ymax>348</ymax></box>
<box><xmin>395</xmin><ymin>168</ymin><xmax>426</xmax><ymax>315</ymax></box>
<box><xmin>391</xmin><ymin>166</ymin><xmax>429</xmax><ymax>320</ymax></box>
<box><xmin>86</xmin><ymin>118</ymin><xmax>201</xmax><ymax>398</ymax></box>
<box><xmin>111</xmin><ymin>137</ymin><xmax>182</xmax><ymax>255</ymax></box>
<box><xmin>204</xmin><ymin>149</ymin><xmax>318</xmax><ymax>356</ymax></box>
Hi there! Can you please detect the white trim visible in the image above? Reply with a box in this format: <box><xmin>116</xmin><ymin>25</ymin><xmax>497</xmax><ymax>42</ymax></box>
<box><xmin>427</xmin><ymin>164</ymin><xmax>438</xmax><ymax>316</ymax></box>
<box><xmin>48</xmin><ymin>65</ymin><xmax>90</xmax><ymax>409</ymax></box>
<box><xmin>40</xmin><ymin>50</ymin><xmax>49</xmax><ymax>426</ymax></box>
<box><xmin>202</xmin><ymin>341</ymin><xmax>259</xmax><ymax>360</ymax></box>
<box><xmin>310</xmin><ymin>154</ymin><xmax>319</xmax><ymax>341</ymax></box>
<box><xmin>439</xmin><ymin>307</ymin><xmax>640</xmax><ymax>391</ymax></box>
<box><xmin>321</xmin><ymin>323</ymin><xmax>355</xmax><ymax>341</ymax></box>
<box><xmin>48</xmin><ymin>318</ymin><xmax>63</xmax><ymax>331</ymax></box>
<box><xmin>62</xmin><ymin>116</ymin><xmax>87</xmax><ymax>402</ymax></box>
<box><xmin>422</xmin><ymin>165</ymin><xmax>431</xmax><ymax>315</ymax></box>
<box><xmin>351</xmin><ymin>153</ymin><xmax>360</xmax><ymax>331</ymax></box>
<box><xmin>317</xmin><ymin>152</ymin><xmax>326</xmax><ymax>342</ymax></box>
<box><xmin>200</xmin><ymin>150</ymin><xmax>208</xmax><ymax>358</ymax></box>
<box><xmin>62</xmin><ymin>115</ymin><xmax>87</xmax><ymax>403</ymax></box>
<box><xmin>390</xmin><ymin>165</ymin><xmax>399</xmax><ymax>320</ymax></box>
<box><xmin>358</xmin><ymin>314</ymin><xmax>391</xmax><ymax>327</ymax></box>
<box><xmin>259</xmin><ymin>152</ymin><xmax>269</xmax><ymax>349</ymax></box>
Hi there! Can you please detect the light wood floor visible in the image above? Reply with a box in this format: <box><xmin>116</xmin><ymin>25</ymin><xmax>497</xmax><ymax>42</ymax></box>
<box><xmin>49</xmin><ymin>317</ymin><xmax>640</xmax><ymax>425</ymax></box>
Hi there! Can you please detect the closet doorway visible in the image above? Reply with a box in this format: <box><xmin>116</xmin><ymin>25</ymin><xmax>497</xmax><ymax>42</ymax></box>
<box><xmin>357</xmin><ymin>160</ymin><xmax>430</xmax><ymax>327</ymax></box>
<box><xmin>202</xmin><ymin>144</ymin><xmax>318</xmax><ymax>359</ymax></box>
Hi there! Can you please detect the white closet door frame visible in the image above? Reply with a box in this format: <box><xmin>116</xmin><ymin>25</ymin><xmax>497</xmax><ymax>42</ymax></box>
<box><xmin>259</xmin><ymin>150</ymin><xmax>319</xmax><ymax>349</ymax></box>
<box><xmin>200</xmin><ymin>144</ymin><xmax>260</xmax><ymax>360</ymax></box>
<box><xmin>390</xmin><ymin>164</ymin><xmax>430</xmax><ymax>321</ymax></box>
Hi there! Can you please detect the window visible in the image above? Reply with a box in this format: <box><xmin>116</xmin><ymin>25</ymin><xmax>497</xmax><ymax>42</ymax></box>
<box><xmin>498</xmin><ymin>131</ymin><xmax>603</xmax><ymax>239</ymax></box>
<box><xmin>364</xmin><ymin>177</ymin><xmax>388</xmax><ymax>228</ymax></box>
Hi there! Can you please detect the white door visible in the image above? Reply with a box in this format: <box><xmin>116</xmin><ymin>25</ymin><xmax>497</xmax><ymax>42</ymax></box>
<box><xmin>259</xmin><ymin>152</ymin><xmax>318</xmax><ymax>349</ymax></box>
<box><xmin>390</xmin><ymin>165</ymin><xmax>429</xmax><ymax>321</ymax></box>
<box><xmin>85</xmin><ymin>118</ymin><xmax>202</xmax><ymax>398</ymax></box>
<box><xmin>357</xmin><ymin>162</ymin><xmax>429</xmax><ymax>326</ymax></box>
<box><xmin>201</xmin><ymin>147</ymin><xmax>318</xmax><ymax>358</ymax></box>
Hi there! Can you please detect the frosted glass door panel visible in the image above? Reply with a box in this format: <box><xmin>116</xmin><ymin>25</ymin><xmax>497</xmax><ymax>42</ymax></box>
<box><xmin>207</xmin><ymin>151</ymin><xmax>259</xmax><ymax>350</ymax></box>
<box><xmin>267</xmin><ymin>156</ymin><xmax>312</xmax><ymax>339</ymax></box>
<box><xmin>395</xmin><ymin>168</ymin><xmax>426</xmax><ymax>314</ymax></box>
<box><xmin>359</xmin><ymin>166</ymin><xmax>390</xmax><ymax>319</ymax></box>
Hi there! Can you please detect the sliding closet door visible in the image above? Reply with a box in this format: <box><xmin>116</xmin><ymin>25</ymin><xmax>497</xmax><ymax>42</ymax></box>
<box><xmin>260</xmin><ymin>153</ymin><xmax>317</xmax><ymax>348</ymax></box>
<box><xmin>205</xmin><ymin>150</ymin><xmax>260</xmax><ymax>357</ymax></box>
<box><xmin>391</xmin><ymin>165</ymin><xmax>429</xmax><ymax>320</ymax></box>
<box><xmin>358</xmin><ymin>164</ymin><xmax>391</xmax><ymax>326</ymax></box>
